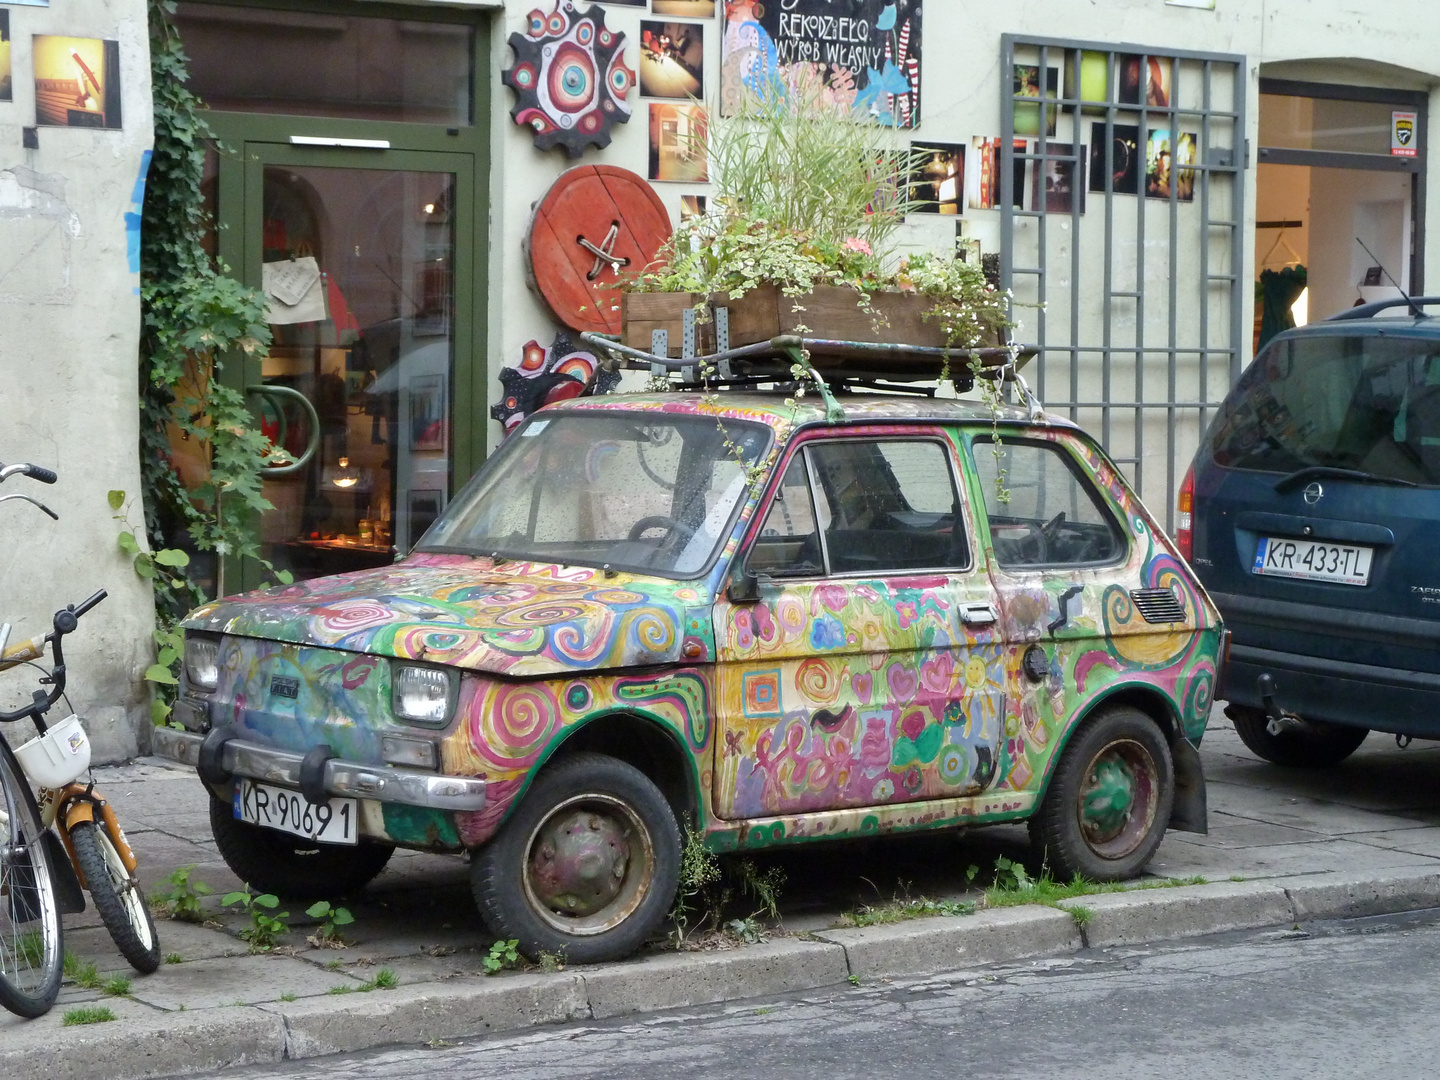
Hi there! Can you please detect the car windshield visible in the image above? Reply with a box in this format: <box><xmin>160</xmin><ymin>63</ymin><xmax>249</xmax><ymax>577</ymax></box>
<box><xmin>1210</xmin><ymin>331</ymin><xmax>1440</xmax><ymax>486</ymax></box>
<box><xmin>418</xmin><ymin>411</ymin><xmax>771</xmax><ymax>577</ymax></box>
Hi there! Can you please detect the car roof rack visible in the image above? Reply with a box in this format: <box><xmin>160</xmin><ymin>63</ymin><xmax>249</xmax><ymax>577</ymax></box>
<box><xmin>577</xmin><ymin>331</ymin><xmax>1043</xmax><ymax>420</ymax></box>
<box><xmin>1326</xmin><ymin>296</ymin><xmax>1440</xmax><ymax>321</ymax></box>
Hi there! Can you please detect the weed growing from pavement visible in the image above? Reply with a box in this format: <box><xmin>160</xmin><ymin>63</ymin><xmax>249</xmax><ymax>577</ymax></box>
<box><xmin>280</xmin><ymin>992</ymin><xmax>297</xmax><ymax>1002</ymax></box>
<box><xmin>64</xmin><ymin>1006</ymin><xmax>116</xmax><ymax>1026</ymax></box>
<box><xmin>17</xmin><ymin>931</ymin><xmax>44</xmax><ymax>967</ymax></box>
<box><xmin>536</xmin><ymin>950</ymin><xmax>566</xmax><ymax>973</ymax></box>
<box><xmin>164</xmin><ymin>952</ymin><xmax>183</xmax><ymax>964</ymax></box>
<box><xmin>304</xmin><ymin>901</ymin><xmax>354</xmax><ymax>947</ymax></box>
<box><xmin>102</xmin><ymin>976</ymin><xmax>132</xmax><ymax>997</ymax></box>
<box><xmin>328</xmin><ymin>967</ymin><xmax>398</xmax><ymax>994</ymax></box>
<box><xmin>64</xmin><ymin>954</ymin><xmax>102</xmax><ymax>990</ymax></box>
<box><xmin>483</xmin><ymin>940</ymin><xmax>521</xmax><ymax>975</ymax></box>
<box><xmin>153</xmin><ymin>865</ymin><xmax>213</xmax><ymax>922</ymax></box>
<box><xmin>833</xmin><ymin>859</ymin><xmax>1208</xmax><ymax>929</ymax></box>
<box><xmin>671</xmin><ymin>830</ymin><xmax>788</xmax><ymax>948</ymax></box>
<box><xmin>222</xmin><ymin>883</ymin><xmax>290</xmax><ymax>950</ymax></box>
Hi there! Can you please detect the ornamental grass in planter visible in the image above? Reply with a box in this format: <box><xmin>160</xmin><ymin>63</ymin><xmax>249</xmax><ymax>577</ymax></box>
<box><xmin>622</xmin><ymin>83</ymin><xmax>1011</xmax><ymax>362</ymax></box>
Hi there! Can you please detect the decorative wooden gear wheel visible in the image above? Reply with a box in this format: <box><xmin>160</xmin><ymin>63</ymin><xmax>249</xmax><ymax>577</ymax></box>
<box><xmin>525</xmin><ymin>165</ymin><xmax>672</xmax><ymax>335</ymax></box>
<box><xmin>503</xmin><ymin>1</ymin><xmax>637</xmax><ymax>159</ymax></box>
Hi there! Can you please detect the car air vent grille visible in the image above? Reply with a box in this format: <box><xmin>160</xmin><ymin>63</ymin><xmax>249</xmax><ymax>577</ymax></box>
<box><xmin>1130</xmin><ymin>588</ymin><xmax>1187</xmax><ymax>624</ymax></box>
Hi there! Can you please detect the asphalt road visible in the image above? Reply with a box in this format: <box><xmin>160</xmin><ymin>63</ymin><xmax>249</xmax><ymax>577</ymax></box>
<box><xmin>211</xmin><ymin>909</ymin><xmax>1440</xmax><ymax>1080</ymax></box>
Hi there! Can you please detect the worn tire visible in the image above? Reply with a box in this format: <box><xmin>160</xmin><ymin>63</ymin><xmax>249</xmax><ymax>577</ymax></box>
<box><xmin>1229</xmin><ymin>706</ymin><xmax>1369</xmax><ymax>768</ymax></box>
<box><xmin>208</xmin><ymin>797</ymin><xmax>394</xmax><ymax>901</ymax></box>
<box><xmin>70</xmin><ymin>820</ymin><xmax>161</xmax><ymax>974</ymax></box>
<box><xmin>471</xmin><ymin>752</ymin><xmax>681</xmax><ymax>965</ymax></box>
<box><xmin>1029</xmin><ymin>706</ymin><xmax>1174</xmax><ymax>881</ymax></box>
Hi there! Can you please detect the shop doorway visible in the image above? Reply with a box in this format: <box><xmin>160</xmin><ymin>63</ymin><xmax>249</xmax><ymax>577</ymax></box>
<box><xmin>1254</xmin><ymin>80</ymin><xmax>1426</xmax><ymax>351</ymax></box>
<box><xmin>173</xmin><ymin>1</ymin><xmax>490</xmax><ymax>592</ymax></box>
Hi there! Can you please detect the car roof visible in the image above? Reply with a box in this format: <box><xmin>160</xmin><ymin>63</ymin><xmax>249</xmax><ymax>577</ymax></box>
<box><xmin>548</xmin><ymin>391</ymin><xmax>1063</xmax><ymax>435</ymax></box>
<box><xmin>1273</xmin><ymin>315</ymin><xmax>1440</xmax><ymax>345</ymax></box>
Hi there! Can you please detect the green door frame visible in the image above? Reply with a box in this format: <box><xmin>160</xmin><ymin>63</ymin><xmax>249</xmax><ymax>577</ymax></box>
<box><xmin>195</xmin><ymin>1</ymin><xmax>492</xmax><ymax>593</ymax></box>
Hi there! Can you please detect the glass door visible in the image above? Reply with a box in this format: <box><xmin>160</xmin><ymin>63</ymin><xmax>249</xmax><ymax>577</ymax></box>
<box><xmin>237</xmin><ymin>144</ymin><xmax>474</xmax><ymax>588</ymax></box>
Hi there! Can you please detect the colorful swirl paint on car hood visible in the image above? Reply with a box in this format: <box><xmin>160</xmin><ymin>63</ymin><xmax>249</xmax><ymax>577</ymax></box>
<box><xmin>183</xmin><ymin>554</ymin><xmax>718</xmax><ymax>677</ymax></box>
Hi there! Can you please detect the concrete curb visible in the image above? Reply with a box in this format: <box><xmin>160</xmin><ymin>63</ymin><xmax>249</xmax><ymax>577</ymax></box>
<box><xmin>16</xmin><ymin>869</ymin><xmax>1440</xmax><ymax>1078</ymax></box>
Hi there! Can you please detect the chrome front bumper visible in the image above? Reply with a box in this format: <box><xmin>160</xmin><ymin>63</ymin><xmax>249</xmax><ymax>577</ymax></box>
<box><xmin>153</xmin><ymin>726</ymin><xmax>486</xmax><ymax>812</ymax></box>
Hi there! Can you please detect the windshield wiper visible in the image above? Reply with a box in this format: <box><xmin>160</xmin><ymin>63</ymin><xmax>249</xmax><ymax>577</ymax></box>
<box><xmin>1274</xmin><ymin>465</ymin><xmax>1418</xmax><ymax>492</ymax></box>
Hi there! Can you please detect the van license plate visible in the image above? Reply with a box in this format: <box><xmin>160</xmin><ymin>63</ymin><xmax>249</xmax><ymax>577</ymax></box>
<box><xmin>1252</xmin><ymin>537</ymin><xmax>1373</xmax><ymax>586</ymax></box>
<box><xmin>234</xmin><ymin>779</ymin><xmax>357</xmax><ymax>845</ymax></box>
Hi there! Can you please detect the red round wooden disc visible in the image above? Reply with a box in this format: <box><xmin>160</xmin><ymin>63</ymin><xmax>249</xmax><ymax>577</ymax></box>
<box><xmin>527</xmin><ymin>165</ymin><xmax>673</xmax><ymax>335</ymax></box>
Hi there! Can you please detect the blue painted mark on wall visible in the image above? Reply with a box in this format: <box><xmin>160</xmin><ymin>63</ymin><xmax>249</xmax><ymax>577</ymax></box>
<box><xmin>126</xmin><ymin>150</ymin><xmax>152</xmax><ymax>292</ymax></box>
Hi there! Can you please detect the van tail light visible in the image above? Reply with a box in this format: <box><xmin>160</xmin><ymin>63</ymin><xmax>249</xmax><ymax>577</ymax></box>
<box><xmin>1176</xmin><ymin>465</ymin><xmax>1195</xmax><ymax>560</ymax></box>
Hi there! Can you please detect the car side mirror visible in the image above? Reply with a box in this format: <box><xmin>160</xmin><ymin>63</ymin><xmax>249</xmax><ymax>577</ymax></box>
<box><xmin>726</xmin><ymin>564</ymin><xmax>772</xmax><ymax>604</ymax></box>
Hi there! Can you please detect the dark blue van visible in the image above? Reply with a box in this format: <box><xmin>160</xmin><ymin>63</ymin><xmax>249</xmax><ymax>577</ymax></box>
<box><xmin>1185</xmin><ymin>297</ymin><xmax>1440</xmax><ymax>766</ymax></box>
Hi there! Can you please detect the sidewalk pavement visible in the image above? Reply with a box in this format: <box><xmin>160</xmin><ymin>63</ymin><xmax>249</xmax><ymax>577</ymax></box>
<box><xmin>7</xmin><ymin>713</ymin><xmax>1440</xmax><ymax>1079</ymax></box>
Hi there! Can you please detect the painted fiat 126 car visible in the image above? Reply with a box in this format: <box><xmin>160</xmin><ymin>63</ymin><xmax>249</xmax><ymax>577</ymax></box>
<box><xmin>156</xmin><ymin>392</ymin><xmax>1222</xmax><ymax>963</ymax></box>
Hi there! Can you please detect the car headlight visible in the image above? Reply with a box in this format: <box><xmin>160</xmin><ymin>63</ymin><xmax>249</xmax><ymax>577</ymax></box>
<box><xmin>392</xmin><ymin>665</ymin><xmax>454</xmax><ymax>726</ymax></box>
<box><xmin>184</xmin><ymin>636</ymin><xmax>219</xmax><ymax>691</ymax></box>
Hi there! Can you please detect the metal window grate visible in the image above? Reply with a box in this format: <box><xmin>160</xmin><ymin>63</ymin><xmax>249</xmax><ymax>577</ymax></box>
<box><xmin>1001</xmin><ymin>36</ymin><xmax>1247</xmax><ymax>531</ymax></box>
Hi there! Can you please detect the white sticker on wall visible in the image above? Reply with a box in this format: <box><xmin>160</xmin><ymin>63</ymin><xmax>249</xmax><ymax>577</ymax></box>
<box><xmin>1392</xmin><ymin>111</ymin><xmax>1418</xmax><ymax>157</ymax></box>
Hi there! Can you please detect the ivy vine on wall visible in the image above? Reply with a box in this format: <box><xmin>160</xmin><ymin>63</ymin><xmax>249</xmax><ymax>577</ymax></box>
<box><xmin>137</xmin><ymin>1</ymin><xmax>290</xmax><ymax>717</ymax></box>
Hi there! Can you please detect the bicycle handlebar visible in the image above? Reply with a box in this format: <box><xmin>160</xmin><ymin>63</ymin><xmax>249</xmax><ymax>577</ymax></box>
<box><xmin>0</xmin><ymin>590</ymin><xmax>107</xmax><ymax>724</ymax></box>
<box><xmin>0</xmin><ymin>462</ymin><xmax>58</xmax><ymax>485</ymax></box>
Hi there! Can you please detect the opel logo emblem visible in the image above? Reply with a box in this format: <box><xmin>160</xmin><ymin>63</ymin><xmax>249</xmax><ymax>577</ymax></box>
<box><xmin>1303</xmin><ymin>481</ymin><xmax>1324</xmax><ymax>505</ymax></box>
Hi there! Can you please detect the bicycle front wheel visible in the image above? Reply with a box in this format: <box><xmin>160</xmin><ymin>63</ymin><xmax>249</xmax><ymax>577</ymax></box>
<box><xmin>0</xmin><ymin>744</ymin><xmax>64</xmax><ymax>1016</ymax></box>
<box><xmin>70</xmin><ymin>820</ymin><xmax>161</xmax><ymax>973</ymax></box>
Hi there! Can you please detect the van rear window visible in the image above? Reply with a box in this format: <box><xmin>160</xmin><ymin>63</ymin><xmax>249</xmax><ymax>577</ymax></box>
<box><xmin>1210</xmin><ymin>333</ymin><xmax>1440</xmax><ymax>485</ymax></box>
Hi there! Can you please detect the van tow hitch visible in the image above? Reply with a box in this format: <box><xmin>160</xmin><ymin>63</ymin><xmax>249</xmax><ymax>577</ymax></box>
<box><xmin>1257</xmin><ymin>674</ymin><xmax>1305</xmax><ymax>737</ymax></box>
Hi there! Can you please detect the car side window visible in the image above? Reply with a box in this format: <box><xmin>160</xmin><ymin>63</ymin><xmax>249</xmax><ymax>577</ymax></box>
<box><xmin>806</xmin><ymin>439</ymin><xmax>968</xmax><ymax>574</ymax></box>
<box><xmin>749</xmin><ymin>455</ymin><xmax>825</xmax><ymax>576</ymax></box>
<box><xmin>973</xmin><ymin>438</ymin><xmax>1124</xmax><ymax>567</ymax></box>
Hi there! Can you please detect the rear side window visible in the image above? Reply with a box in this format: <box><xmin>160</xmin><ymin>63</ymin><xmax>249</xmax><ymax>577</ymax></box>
<box><xmin>1211</xmin><ymin>333</ymin><xmax>1440</xmax><ymax>485</ymax></box>
<box><xmin>973</xmin><ymin>439</ymin><xmax>1124</xmax><ymax>567</ymax></box>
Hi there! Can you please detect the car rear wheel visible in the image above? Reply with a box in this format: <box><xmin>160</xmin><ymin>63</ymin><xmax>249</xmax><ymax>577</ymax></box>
<box><xmin>209</xmin><ymin>797</ymin><xmax>394</xmax><ymax>901</ymax></box>
<box><xmin>471</xmin><ymin>752</ymin><xmax>681</xmax><ymax>965</ymax></box>
<box><xmin>1029</xmin><ymin>706</ymin><xmax>1174</xmax><ymax>882</ymax></box>
<box><xmin>1228</xmin><ymin>706</ymin><xmax>1369</xmax><ymax>768</ymax></box>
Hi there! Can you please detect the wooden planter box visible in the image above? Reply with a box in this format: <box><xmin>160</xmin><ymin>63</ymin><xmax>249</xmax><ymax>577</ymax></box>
<box><xmin>621</xmin><ymin>285</ymin><xmax>948</xmax><ymax>357</ymax></box>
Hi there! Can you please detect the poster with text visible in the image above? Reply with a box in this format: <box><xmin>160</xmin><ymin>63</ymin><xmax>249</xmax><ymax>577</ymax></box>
<box><xmin>721</xmin><ymin>0</ymin><xmax>921</xmax><ymax>128</ymax></box>
<box><xmin>33</xmin><ymin>36</ymin><xmax>122</xmax><ymax>128</ymax></box>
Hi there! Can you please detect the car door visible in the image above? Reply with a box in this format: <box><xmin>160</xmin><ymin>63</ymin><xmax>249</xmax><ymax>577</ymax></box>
<box><xmin>712</xmin><ymin>430</ymin><xmax>1007</xmax><ymax>821</ymax></box>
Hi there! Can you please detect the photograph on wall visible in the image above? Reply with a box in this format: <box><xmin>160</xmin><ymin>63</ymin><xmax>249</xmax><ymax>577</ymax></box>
<box><xmin>1013</xmin><ymin>64</ymin><xmax>1058</xmax><ymax>137</ymax></box>
<box><xmin>908</xmin><ymin>142</ymin><xmax>965</xmax><ymax>215</ymax></box>
<box><xmin>967</xmin><ymin>137</ymin><xmax>1029</xmax><ymax>211</ymax></box>
<box><xmin>679</xmin><ymin>194</ymin><xmax>708</xmax><ymax>221</ymax></box>
<box><xmin>640</xmin><ymin>20</ymin><xmax>704</xmax><ymax>99</ymax></box>
<box><xmin>1</xmin><ymin>12</ymin><xmax>11</xmax><ymax>104</ymax></box>
<box><xmin>649</xmin><ymin>102</ymin><xmax>708</xmax><ymax>182</ymax></box>
<box><xmin>33</xmin><ymin>36</ymin><xmax>122</xmax><ymax>128</ymax></box>
<box><xmin>1119</xmin><ymin>53</ymin><xmax>1170</xmax><ymax>108</ymax></box>
<box><xmin>1145</xmin><ymin>128</ymin><xmax>1196</xmax><ymax>201</ymax></box>
<box><xmin>1032</xmin><ymin>146</ymin><xmax>1084</xmax><ymax>214</ymax></box>
<box><xmin>1087</xmin><ymin>122</ymin><xmax>1140</xmax><ymax>194</ymax></box>
<box><xmin>408</xmin><ymin>375</ymin><xmax>447</xmax><ymax>452</ymax></box>
<box><xmin>653</xmin><ymin>1</ymin><xmax>716</xmax><ymax>14</ymax></box>
<box><xmin>720</xmin><ymin>0</ymin><xmax>922</xmax><ymax>129</ymax></box>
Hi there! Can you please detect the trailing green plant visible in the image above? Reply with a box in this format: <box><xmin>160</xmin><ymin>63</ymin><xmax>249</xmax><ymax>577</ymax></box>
<box><xmin>152</xmin><ymin>864</ymin><xmax>213</xmax><ymax>922</ymax></box>
<box><xmin>139</xmin><ymin>1</ymin><xmax>292</xmax><ymax>681</ymax></box>
<box><xmin>482</xmin><ymin>939</ymin><xmax>521</xmax><ymax>975</ymax></box>
<box><xmin>221</xmin><ymin>883</ymin><xmax>290</xmax><ymax>950</ymax></box>
<box><xmin>304</xmin><ymin>900</ymin><xmax>355</xmax><ymax>948</ymax></box>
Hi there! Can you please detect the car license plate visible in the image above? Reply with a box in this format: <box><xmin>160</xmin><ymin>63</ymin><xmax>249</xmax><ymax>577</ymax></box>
<box><xmin>234</xmin><ymin>779</ymin><xmax>357</xmax><ymax>845</ymax></box>
<box><xmin>1252</xmin><ymin>536</ymin><xmax>1373</xmax><ymax>586</ymax></box>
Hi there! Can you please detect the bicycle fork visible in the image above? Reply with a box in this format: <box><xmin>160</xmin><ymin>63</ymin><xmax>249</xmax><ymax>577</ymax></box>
<box><xmin>37</xmin><ymin>784</ymin><xmax>136</xmax><ymax>896</ymax></box>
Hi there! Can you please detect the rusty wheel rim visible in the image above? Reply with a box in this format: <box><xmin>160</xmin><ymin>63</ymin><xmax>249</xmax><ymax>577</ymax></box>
<box><xmin>521</xmin><ymin>793</ymin><xmax>655</xmax><ymax>937</ymax></box>
<box><xmin>1076</xmin><ymin>738</ymin><xmax>1158</xmax><ymax>861</ymax></box>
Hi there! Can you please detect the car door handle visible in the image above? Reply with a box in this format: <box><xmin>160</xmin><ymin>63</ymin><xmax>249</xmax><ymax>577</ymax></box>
<box><xmin>960</xmin><ymin>603</ymin><xmax>998</xmax><ymax>626</ymax></box>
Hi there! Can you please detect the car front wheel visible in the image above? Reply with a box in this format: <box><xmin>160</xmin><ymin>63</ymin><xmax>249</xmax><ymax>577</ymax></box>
<box><xmin>1029</xmin><ymin>706</ymin><xmax>1174</xmax><ymax>881</ymax></box>
<box><xmin>471</xmin><ymin>752</ymin><xmax>681</xmax><ymax>964</ymax></box>
<box><xmin>1228</xmin><ymin>706</ymin><xmax>1368</xmax><ymax>768</ymax></box>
